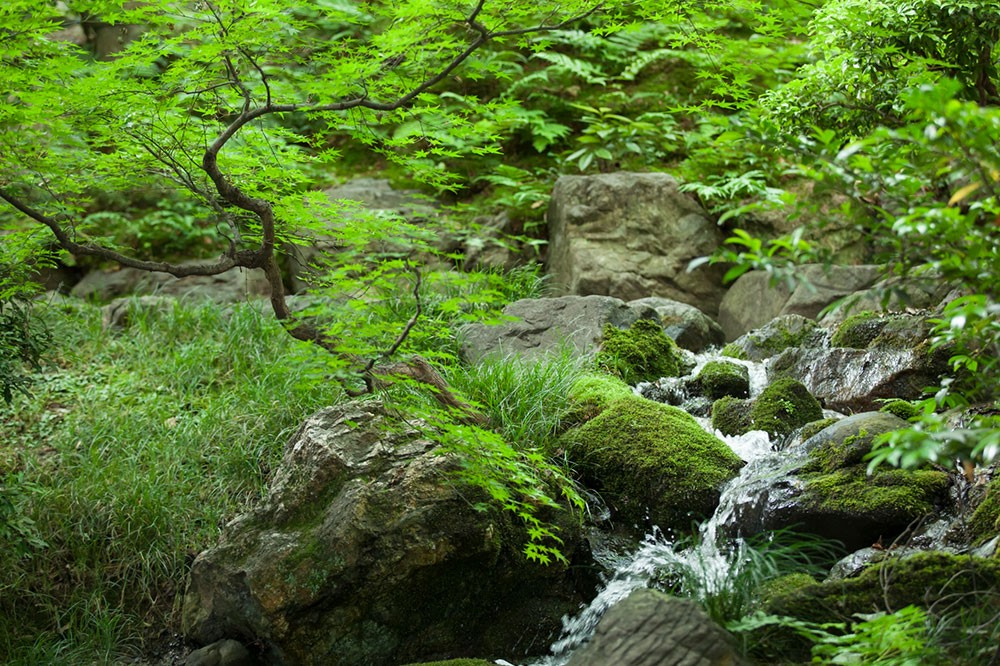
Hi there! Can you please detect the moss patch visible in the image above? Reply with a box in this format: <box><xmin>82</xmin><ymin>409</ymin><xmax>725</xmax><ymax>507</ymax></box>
<box><xmin>878</xmin><ymin>399</ymin><xmax>921</xmax><ymax>421</ymax></box>
<box><xmin>749</xmin><ymin>377</ymin><xmax>823</xmax><ymax>438</ymax></box>
<box><xmin>560</xmin><ymin>395</ymin><xmax>744</xmax><ymax>531</ymax></box>
<box><xmin>721</xmin><ymin>342</ymin><xmax>747</xmax><ymax>360</ymax></box>
<box><xmin>711</xmin><ymin>395</ymin><xmax>753</xmax><ymax>436</ymax></box>
<box><xmin>563</xmin><ymin>373</ymin><xmax>634</xmax><ymax>427</ymax></box>
<box><xmin>799</xmin><ymin>418</ymin><xmax>838</xmax><ymax>442</ymax></box>
<box><xmin>970</xmin><ymin>476</ymin><xmax>1000</xmax><ymax>546</ymax></box>
<box><xmin>798</xmin><ymin>467</ymin><xmax>950</xmax><ymax>526</ymax></box>
<box><xmin>596</xmin><ymin>319</ymin><xmax>683</xmax><ymax>385</ymax></box>
<box><xmin>766</xmin><ymin>551</ymin><xmax>1000</xmax><ymax>624</ymax></box>
<box><xmin>401</xmin><ymin>660</ymin><xmax>494</xmax><ymax>666</ymax></box>
<box><xmin>696</xmin><ymin>360</ymin><xmax>750</xmax><ymax>400</ymax></box>
<box><xmin>830</xmin><ymin>310</ymin><xmax>885</xmax><ymax>348</ymax></box>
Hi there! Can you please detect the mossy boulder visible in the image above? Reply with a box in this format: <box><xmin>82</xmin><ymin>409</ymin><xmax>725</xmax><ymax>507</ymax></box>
<box><xmin>725</xmin><ymin>314</ymin><xmax>820</xmax><ymax>362</ymax></box>
<box><xmin>596</xmin><ymin>318</ymin><xmax>683</xmax><ymax>385</ymax></box>
<box><xmin>710</xmin><ymin>396</ymin><xmax>753</xmax><ymax>436</ymax></box>
<box><xmin>970</xmin><ymin>476</ymin><xmax>1000</xmax><ymax>546</ymax></box>
<box><xmin>749</xmin><ymin>377</ymin><xmax>823</xmax><ymax>438</ymax></box>
<box><xmin>766</xmin><ymin>551</ymin><xmax>1000</xmax><ymax>624</ymax></box>
<box><xmin>696</xmin><ymin>360</ymin><xmax>750</xmax><ymax>400</ymax></box>
<box><xmin>401</xmin><ymin>661</ymin><xmax>494</xmax><ymax>666</ymax></box>
<box><xmin>563</xmin><ymin>373</ymin><xmax>634</xmax><ymax>427</ymax></box>
<box><xmin>830</xmin><ymin>310</ymin><xmax>884</xmax><ymax>348</ymax></box>
<box><xmin>560</xmin><ymin>395</ymin><xmax>744</xmax><ymax>533</ymax></box>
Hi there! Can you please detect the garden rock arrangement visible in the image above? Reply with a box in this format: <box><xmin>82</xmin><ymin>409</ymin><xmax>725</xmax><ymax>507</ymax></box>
<box><xmin>181</xmin><ymin>402</ymin><xmax>592</xmax><ymax>666</ymax></box>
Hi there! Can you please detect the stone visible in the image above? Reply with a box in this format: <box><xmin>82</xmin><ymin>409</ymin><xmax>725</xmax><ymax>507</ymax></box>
<box><xmin>560</xmin><ymin>395</ymin><xmax>744</xmax><ymax>534</ymax></box>
<box><xmin>181</xmin><ymin>401</ymin><xmax>592</xmax><ymax>666</ymax></box>
<box><xmin>546</xmin><ymin>172</ymin><xmax>726</xmax><ymax>315</ymax></box>
<box><xmin>627</xmin><ymin>297</ymin><xmax>725</xmax><ymax>352</ymax></box>
<box><xmin>101</xmin><ymin>295</ymin><xmax>176</xmax><ymax>330</ymax></box>
<box><xmin>185</xmin><ymin>639</ymin><xmax>256</xmax><ymax>666</ymax></box>
<box><xmin>723</xmin><ymin>314</ymin><xmax>821</xmax><ymax>362</ymax></box>
<box><xmin>718</xmin><ymin>265</ymin><xmax>881</xmax><ymax>340</ymax></box>
<box><xmin>71</xmin><ymin>262</ymin><xmax>270</xmax><ymax>303</ymax></box>
<box><xmin>565</xmin><ymin>588</ymin><xmax>748</xmax><ymax>666</ymax></box>
<box><xmin>458</xmin><ymin>295</ymin><xmax>659</xmax><ymax>364</ymax></box>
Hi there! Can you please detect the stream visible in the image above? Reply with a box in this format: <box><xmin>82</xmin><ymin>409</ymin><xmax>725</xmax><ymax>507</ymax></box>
<box><xmin>526</xmin><ymin>353</ymin><xmax>817</xmax><ymax>666</ymax></box>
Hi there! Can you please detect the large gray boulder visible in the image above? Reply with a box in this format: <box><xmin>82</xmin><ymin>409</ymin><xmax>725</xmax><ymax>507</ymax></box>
<box><xmin>459</xmin><ymin>295</ymin><xmax>659</xmax><ymax>364</ymax></box>
<box><xmin>546</xmin><ymin>172</ymin><xmax>726</xmax><ymax>315</ymax></box>
<box><xmin>181</xmin><ymin>402</ymin><xmax>591</xmax><ymax>666</ymax></box>
<box><xmin>718</xmin><ymin>265</ymin><xmax>881</xmax><ymax>340</ymax></box>
<box><xmin>566</xmin><ymin>588</ymin><xmax>748</xmax><ymax>666</ymax></box>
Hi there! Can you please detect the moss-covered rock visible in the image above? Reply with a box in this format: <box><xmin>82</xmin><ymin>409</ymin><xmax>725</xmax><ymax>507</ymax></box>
<box><xmin>596</xmin><ymin>319</ymin><xmax>683</xmax><ymax>385</ymax></box>
<box><xmin>970</xmin><ymin>476</ymin><xmax>1000</xmax><ymax>546</ymax></box>
<box><xmin>696</xmin><ymin>360</ymin><xmax>750</xmax><ymax>400</ymax></box>
<box><xmin>830</xmin><ymin>310</ymin><xmax>886</xmax><ymax>348</ymax></box>
<box><xmin>755</xmin><ymin>572</ymin><xmax>817</xmax><ymax>608</ymax></box>
<box><xmin>749</xmin><ymin>377</ymin><xmax>823</xmax><ymax>438</ymax></box>
<box><xmin>726</xmin><ymin>314</ymin><xmax>819</xmax><ymax>362</ymax></box>
<box><xmin>878</xmin><ymin>398</ymin><xmax>921</xmax><ymax>421</ymax></box>
<box><xmin>563</xmin><ymin>373</ymin><xmax>634</xmax><ymax>427</ymax></box>
<box><xmin>766</xmin><ymin>551</ymin><xmax>1000</xmax><ymax>624</ymax></box>
<box><xmin>560</xmin><ymin>395</ymin><xmax>744</xmax><ymax>532</ymax></box>
<box><xmin>798</xmin><ymin>417</ymin><xmax>839</xmax><ymax>442</ymax></box>
<box><xmin>401</xmin><ymin>660</ymin><xmax>494</xmax><ymax>666</ymax></box>
<box><xmin>711</xmin><ymin>396</ymin><xmax>753</xmax><ymax>436</ymax></box>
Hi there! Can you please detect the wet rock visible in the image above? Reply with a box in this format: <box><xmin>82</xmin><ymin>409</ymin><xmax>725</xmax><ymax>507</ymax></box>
<box><xmin>730</xmin><ymin>412</ymin><xmax>951</xmax><ymax>550</ymax></box>
<box><xmin>560</xmin><ymin>395</ymin><xmax>744</xmax><ymax>534</ymax></box>
<box><xmin>565</xmin><ymin>588</ymin><xmax>748</xmax><ymax>666</ymax></box>
<box><xmin>182</xmin><ymin>402</ymin><xmax>592</xmax><ymax>666</ymax></box>
<box><xmin>723</xmin><ymin>314</ymin><xmax>822</xmax><ymax>362</ymax></box>
<box><xmin>547</xmin><ymin>172</ymin><xmax>726</xmax><ymax>314</ymax></box>
<box><xmin>627</xmin><ymin>297</ymin><xmax>725</xmax><ymax>352</ymax></box>
<box><xmin>458</xmin><ymin>295</ymin><xmax>658</xmax><ymax>364</ymax></box>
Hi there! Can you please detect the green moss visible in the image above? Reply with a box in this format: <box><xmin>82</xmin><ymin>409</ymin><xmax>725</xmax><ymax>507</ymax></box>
<box><xmin>563</xmin><ymin>373</ymin><xmax>634</xmax><ymax>427</ymax></box>
<box><xmin>801</xmin><ymin>429</ymin><xmax>875</xmax><ymax>474</ymax></box>
<box><xmin>749</xmin><ymin>377</ymin><xmax>823</xmax><ymax>438</ymax></box>
<box><xmin>766</xmin><ymin>552</ymin><xmax>1000</xmax><ymax>625</ymax></box>
<box><xmin>756</xmin><ymin>572</ymin><xmax>817</xmax><ymax>607</ymax></box>
<box><xmin>711</xmin><ymin>395</ymin><xmax>753</xmax><ymax>436</ymax></box>
<box><xmin>830</xmin><ymin>310</ymin><xmax>884</xmax><ymax>348</ymax></box>
<box><xmin>969</xmin><ymin>477</ymin><xmax>1000</xmax><ymax>545</ymax></box>
<box><xmin>596</xmin><ymin>319</ymin><xmax>683</xmax><ymax>385</ymax></box>
<box><xmin>560</xmin><ymin>395</ymin><xmax>744</xmax><ymax>531</ymax></box>
<box><xmin>736</xmin><ymin>315</ymin><xmax>818</xmax><ymax>361</ymax></box>
<box><xmin>878</xmin><ymin>399</ymin><xmax>921</xmax><ymax>421</ymax></box>
<box><xmin>696</xmin><ymin>360</ymin><xmax>750</xmax><ymax>400</ymax></box>
<box><xmin>799</xmin><ymin>468</ymin><xmax>950</xmax><ymax>524</ymax></box>
<box><xmin>799</xmin><ymin>417</ymin><xmax>838</xmax><ymax>442</ymax></box>
<box><xmin>721</xmin><ymin>342</ymin><xmax>747</xmax><ymax>360</ymax></box>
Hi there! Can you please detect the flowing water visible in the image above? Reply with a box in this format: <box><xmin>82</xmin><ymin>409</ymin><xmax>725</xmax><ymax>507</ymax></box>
<box><xmin>527</xmin><ymin>353</ymin><xmax>809</xmax><ymax>666</ymax></box>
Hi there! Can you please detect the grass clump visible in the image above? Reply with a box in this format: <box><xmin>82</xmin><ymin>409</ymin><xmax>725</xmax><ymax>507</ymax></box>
<box><xmin>596</xmin><ymin>319</ymin><xmax>683</xmax><ymax>385</ymax></box>
<box><xmin>0</xmin><ymin>300</ymin><xmax>334</xmax><ymax>663</ymax></box>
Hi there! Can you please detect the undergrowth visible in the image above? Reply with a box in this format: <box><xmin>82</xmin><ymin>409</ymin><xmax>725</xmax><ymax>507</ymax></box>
<box><xmin>0</xmin><ymin>300</ymin><xmax>334</xmax><ymax>663</ymax></box>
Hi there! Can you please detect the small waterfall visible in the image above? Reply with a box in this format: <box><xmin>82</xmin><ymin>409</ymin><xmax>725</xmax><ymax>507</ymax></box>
<box><xmin>530</xmin><ymin>422</ymin><xmax>795</xmax><ymax>666</ymax></box>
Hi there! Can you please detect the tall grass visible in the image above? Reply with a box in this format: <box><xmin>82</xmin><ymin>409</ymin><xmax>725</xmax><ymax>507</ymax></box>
<box><xmin>0</xmin><ymin>299</ymin><xmax>335</xmax><ymax>663</ymax></box>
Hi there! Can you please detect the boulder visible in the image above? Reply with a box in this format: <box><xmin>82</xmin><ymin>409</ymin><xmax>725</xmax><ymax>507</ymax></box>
<box><xmin>723</xmin><ymin>314</ymin><xmax>821</xmax><ymax>362</ymax></box>
<box><xmin>560</xmin><ymin>395</ymin><xmax>744</xmax><ymax>534</ymax></box>
<box><xmin>186</xmin><ymin>639</ymin><xmax>256</xmax><ymax>666</ymax></box>
<box><xmin>565</xmin><ymin>588</ymin><xmax>748</xmax><ymax>666</ymax></box>
<box><xmin>627</xmin><ymin>297</ymin><xmax>725</xmax><ymax>352</ymax></box>
<box><xmin>71</xmin><ymin>263</ymin><xmax>269</xmax><ymax>303</ymax></box>
<box><xmin>181</xmin><ymin>402</ymin><xmax>592</xmax><ymax>666</ymax></box>
<box><xmin>458</xmin><ymin>295</ymin><xmax>658</xmax><ymax>364</ymax></box>
<box><xmin>718</xmin><ymin>265</ymin><xmax>881</xmax><ymax>340</ymax></box>
<box><xmin>546</xmin><ymin>172</ymin><xmax>726</xmax><ymax>314</ymax></box>
<box><xmin>726</xmin><ymin>412</ymin><xmax>951</xmax><ymax>550</ymax></box>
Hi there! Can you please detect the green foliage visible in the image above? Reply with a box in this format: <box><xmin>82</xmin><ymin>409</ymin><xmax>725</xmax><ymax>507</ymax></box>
<box><xmin>562</xmin><ymin>104</ymin><xmax>677</xmax><ymax>172</ymax></box>
<box><xmin>0</xmin><ymin>301</ymin><xmax>333</xmax><ymax>660</ymax></box>
<box><xmin>596</xmin><ymin>319</ymin><xmax>683</xmax><ymax>385</ymax></box>
<box><xmin>0</xmin><ymin>235</ymin><xmax>52</xmax><ymax>403</ymax></box>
